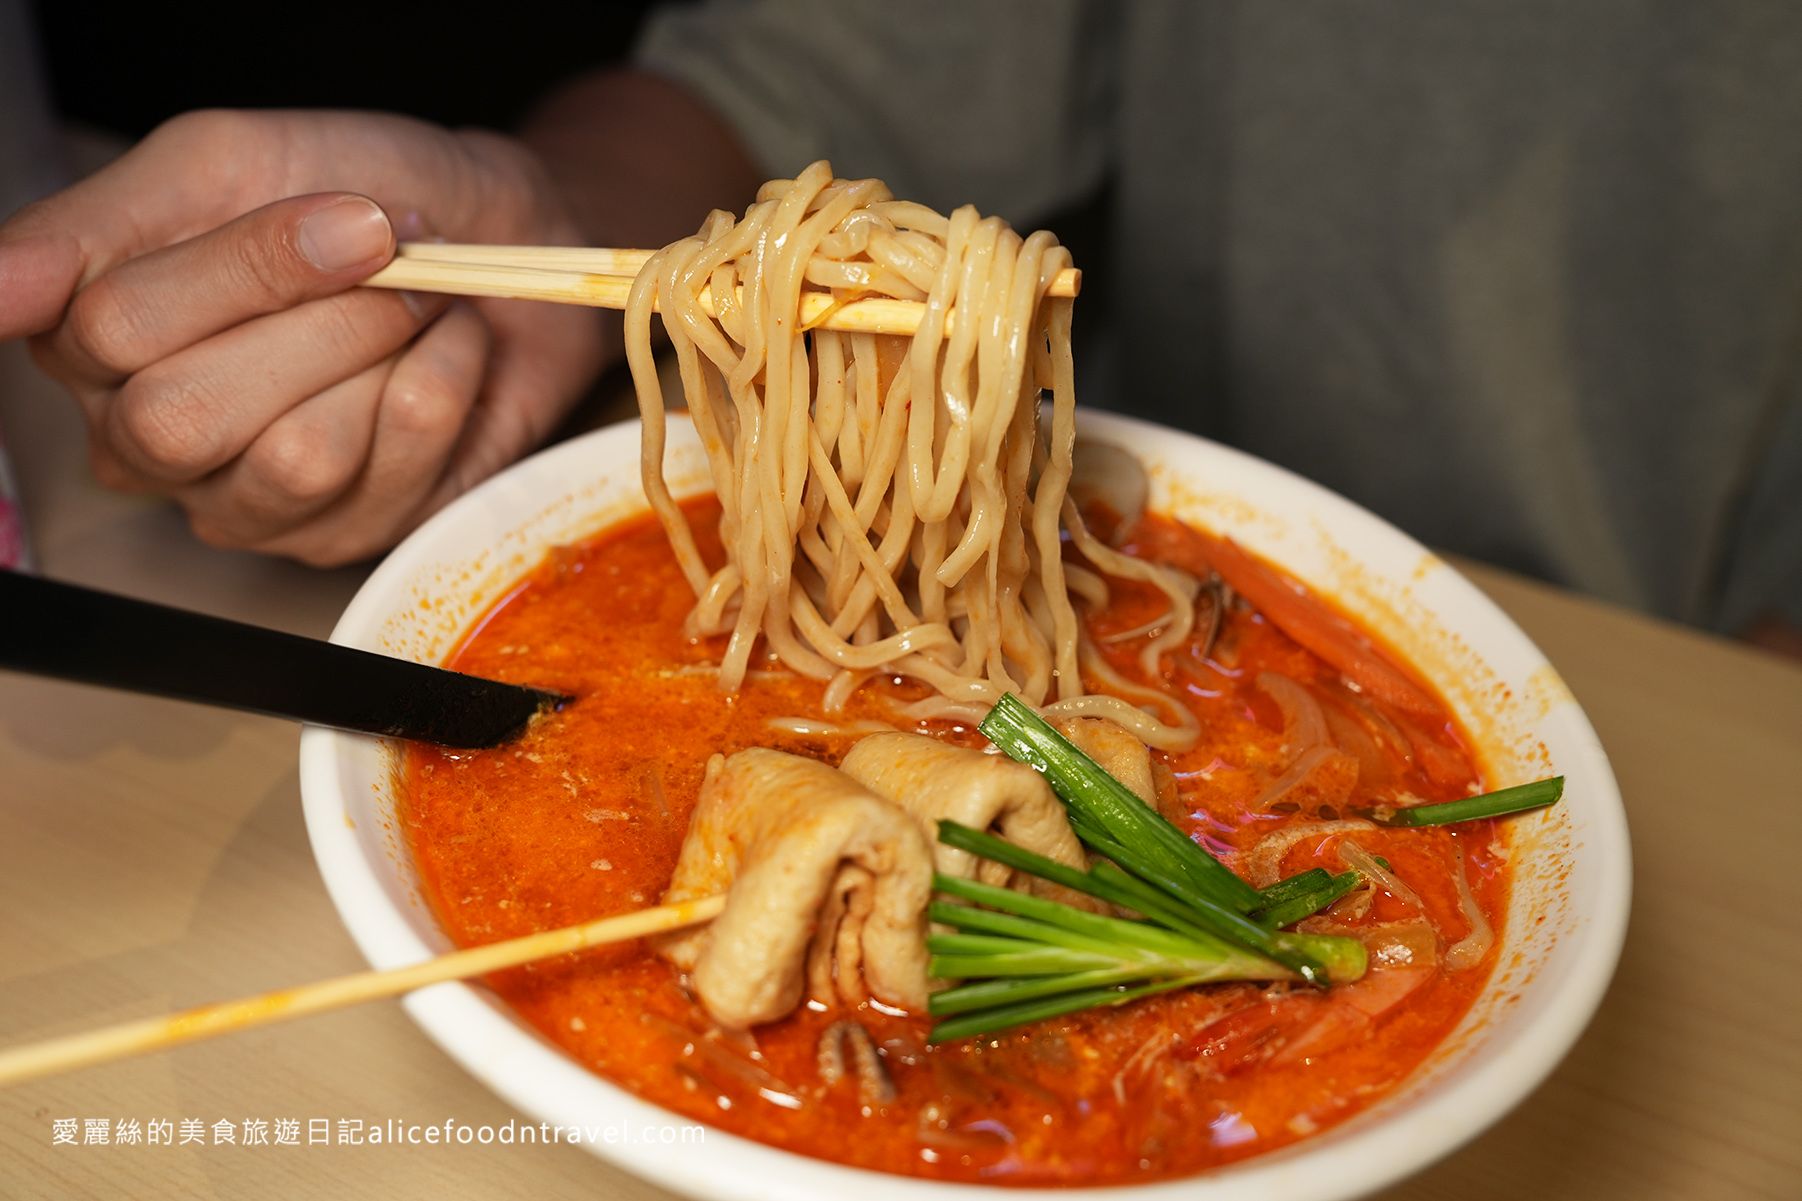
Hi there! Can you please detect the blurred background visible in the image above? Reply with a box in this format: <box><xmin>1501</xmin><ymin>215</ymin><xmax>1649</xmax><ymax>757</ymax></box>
<box><xmin>1</xmin><ymin>1</ymin><xmax>1796</xmax><ymax>663</ymax></box>
<box><xmin>31</xmin><ymin>1</ymin><xmax>652</xmax><ymax>139</ymax></box>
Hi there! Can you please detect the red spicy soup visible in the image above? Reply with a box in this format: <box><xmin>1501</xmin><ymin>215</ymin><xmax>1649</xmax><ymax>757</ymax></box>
<box><xmin>404</xmin><ymin>496</ymin><xmax>1507</xmax><ymax>1184</ymax></box>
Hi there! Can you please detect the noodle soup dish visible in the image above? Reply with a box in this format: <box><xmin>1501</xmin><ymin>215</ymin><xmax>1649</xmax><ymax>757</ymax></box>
<box><xmin>299</xmin><ymin>409</ymin><xmax>1629</xmax><ymax>1201</ymax></box>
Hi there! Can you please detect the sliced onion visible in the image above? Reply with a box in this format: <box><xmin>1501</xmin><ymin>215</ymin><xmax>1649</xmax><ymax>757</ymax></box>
<box><xmin>1256</xmin><ymin>672</ymin><xmax>1331</xmax><ymax>755</ymax></box>
<box><xmin>1242</xmin><ymin>820</ymin><xmax>1375</xmax><ymax>888</ymax></box>
<box><xmin>1321</xmin><ymin>879</ymin><xmax>1373</xmax><ymax>921</ymax></box>
<box><xmin>1252</xmin><ymin>744</ymin><xmax>1346</xmax><ymax>811</ymax></box>
<box><xmin>1443</xmin><ymin>844</ymin><xmax>1495</xmax><ymax>972</ymax></box>
<box><xmin>1337</xmin><ymin>840</ymin><xmax>1427</xmax><ymax>911</ymax></box>
<box><xmin>1359</xmin><ymin>921</ymin><xmax>1440</xmax><ymax>971</ymax></box>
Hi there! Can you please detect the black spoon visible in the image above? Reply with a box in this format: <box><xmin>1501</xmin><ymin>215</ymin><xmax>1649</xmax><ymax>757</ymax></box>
<box><xmin>0</xmin><ymin>568</ymin><xmax>568</xmax><ymax>748</ymax></box>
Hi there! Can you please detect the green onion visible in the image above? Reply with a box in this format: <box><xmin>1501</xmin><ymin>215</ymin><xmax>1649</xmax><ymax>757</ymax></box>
<box><xmin>978</xmin><ymin>695</ymin><xmax>1264</xmax><ymax>913</ymax></box>
<box><xmin>1080</xmin><ymin>831</ymin><xmax>1328</xmax><ymax>981</ymax></box>
<box><xmin>1250</xmin><ymin>870</ymin><xmax>1360</xmax><ymax>930</ymax></box>
<box><xmin>1085</xmin><ymin>861</ymin><xmax>1240</xmax><ymax>944</ymax></box>
<box><xmin>929</xmin><ymin>947</ymin><xmax>1128</xmax><ymax>978</ymax></box>
<box><xmin>930</xmin><ymin>976</ymin><xmax>1207</xmax><ymax>1043</ymax></box>
<box><xmin>935</xmin><ymin>820</ymin><xmax>1134</xmax><ymax>911</ymax></box>
<box><xmin>976</xmin><ymin>695</ymin><xmax>1333</xmax><ymax>982</ymax></box>
<box><xmin>1257</xmin><ymin>868</ymin><xmax>1334</xmax><ymax>908</ymax></box>
<box><xmin>924</xmin><ymin>876</ymin><xmax>1295</xmax><ymax>1024</ymax></box>
<box><xmin>930</xmin><ymin>878</ymin><xmax>1282</xmax><ymax>967</ymax></box>
<box><xmin>929</xmin><ymin>966</ymin><xmax>1167</xmax><ymax>1016</ymax></box>
<box><xmin>920</xmin><ymin>695</ymin><xmax>1386</xmax><ymax>1041</ymax></box>
<box><xmin>1371</xmin><ymin>776</ymin><xmax>1563</xmax><ymax>827</ymax></box>
<box><xmin>1271</xmin><ymin>930</ymin><xmax>1365</xmax><ymax>984</ymax></box>
<box><xmin>939</xmin><ymin>819</ymin><xmax>1330</xmax><ymax>982</ymax></box>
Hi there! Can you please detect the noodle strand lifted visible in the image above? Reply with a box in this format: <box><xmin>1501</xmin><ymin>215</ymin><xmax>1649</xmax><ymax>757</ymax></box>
<box><xmin>627</xmin><ymin>162</ymin><xmax>1198</xmax><ymax>750</ymax></box>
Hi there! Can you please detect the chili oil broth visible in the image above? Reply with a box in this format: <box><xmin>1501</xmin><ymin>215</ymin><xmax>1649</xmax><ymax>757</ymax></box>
<box><xmin>404</xmin><ymin>497</ymin><xmax>1509</xmax><ymax>1184</ymax></box>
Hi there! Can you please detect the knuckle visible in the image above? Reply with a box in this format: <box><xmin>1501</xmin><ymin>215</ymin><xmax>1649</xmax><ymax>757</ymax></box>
<box><xmin>382</xmin><ymin>370</ymin><xmax>464</xmax><ymax>437</ymax></box>
<box><xmin>63</xmin><ymin>282</ymin><xmax>154</xmax><ymax>376</ymax></box>
<box><xmin>112</xmin><ymin>374</ymin><xmax>221</xmax><ymax>476</ymax></box>
<box><xmin>381</xmin><ymin>308</ymin><xmax>488</xmax><ymax>435</ymax></box>
<box><xmin>246</xmin><ymin>427</ymin><xmax>351</xmax><ymax>509</ymax></box>
<box><xmin>148</xmin><ymin>109</ymin><xmax>260</xmax><ymax>161</ymax></box>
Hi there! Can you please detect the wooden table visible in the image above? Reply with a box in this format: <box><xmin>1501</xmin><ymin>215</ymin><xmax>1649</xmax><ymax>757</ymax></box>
<box><xmin>1</xmin><ymin>341</ymin><xmax>1798</xmax><ymax>1200</ymax></box>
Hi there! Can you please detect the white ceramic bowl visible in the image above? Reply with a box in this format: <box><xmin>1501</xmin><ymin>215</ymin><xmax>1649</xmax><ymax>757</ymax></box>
<box><xmin>299</xmin><ymin>411</ymin><xmax>1630</xmax><ymax>1200</ymax></box>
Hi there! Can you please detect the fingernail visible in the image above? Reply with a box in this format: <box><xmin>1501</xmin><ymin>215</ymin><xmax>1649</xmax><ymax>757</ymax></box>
<box><xmin>298</xmin><ymin>197</ymin><xmax>391</xmax><ymax>271</ymax></box>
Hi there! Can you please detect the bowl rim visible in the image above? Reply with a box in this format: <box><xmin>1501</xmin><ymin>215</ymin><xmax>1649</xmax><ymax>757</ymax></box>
<box><xmin>299</xmin><ymin>410</ymin><xmax>1631</xmax><ymax>1200</ymax></box>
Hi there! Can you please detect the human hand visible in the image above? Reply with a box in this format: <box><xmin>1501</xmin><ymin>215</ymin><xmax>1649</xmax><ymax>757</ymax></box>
<box><xmin>0</xmin><ymin>109</ymin><xmax>608</xmax><ymax>565</ymax></box>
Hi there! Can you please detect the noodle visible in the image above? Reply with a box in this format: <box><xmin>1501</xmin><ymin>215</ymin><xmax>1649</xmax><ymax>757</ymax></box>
<box><xmin>627</xmin><ymin>161</ymin><xmax>1196</xmax><ymax>748</ymax></box>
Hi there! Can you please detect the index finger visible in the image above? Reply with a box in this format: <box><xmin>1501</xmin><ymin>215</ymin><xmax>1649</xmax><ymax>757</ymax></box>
<box><xmin>0</xmin><ymin>110</ymin><xmax>286</xmax><ymax>341</ymax></box>
<box><xmin>49</xmin><ymin>192</ymin><xmax>397</xmax><ymax>385</ymax></box>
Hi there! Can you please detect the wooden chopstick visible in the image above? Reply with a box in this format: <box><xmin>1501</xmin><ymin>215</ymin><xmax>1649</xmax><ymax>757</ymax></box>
<box><xmin>362</xmin><ymin>243</ymin><xmax>1082</xmax><ymax>337</ymax></box>
<box><xmin>0</xmin><ymin>893</ymin><xmax>724</xmax><ymax>1087</ymax></box>
<box><xmin>394</xmin><ymin>242</ymin><xmax>655</xmax><ymax>277</ymax></box>
<box><xmin>367</xmin><ymin>258</ymin><xmax>640</xmax><ymax>309</ymax></box>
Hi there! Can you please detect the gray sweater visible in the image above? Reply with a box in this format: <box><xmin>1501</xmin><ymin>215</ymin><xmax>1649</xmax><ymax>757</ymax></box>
<box><xmin>641</xmin><ymin>0</ymin><xmax>1802</xmax><ymax>634</ymax></box>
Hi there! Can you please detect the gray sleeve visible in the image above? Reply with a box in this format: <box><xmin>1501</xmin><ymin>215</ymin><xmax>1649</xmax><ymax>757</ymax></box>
<box><xmin>1714</xmin><ymin>382</ymin><xmax>1802</xmax><ymax>636</ymax></box>
<box><xmin>636</xmin><ymin>0</ymin><xmax>1117</xmax><ymax>226</ymax></box>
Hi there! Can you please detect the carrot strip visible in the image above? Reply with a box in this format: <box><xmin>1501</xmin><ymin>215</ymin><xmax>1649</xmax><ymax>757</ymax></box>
<box><xmin>1200</xmin><ymin>537</ymin><xmax>1441</xmax><ymax>717</ymax></box>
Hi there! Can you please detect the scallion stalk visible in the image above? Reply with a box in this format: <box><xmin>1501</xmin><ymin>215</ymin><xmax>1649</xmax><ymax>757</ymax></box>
<box><xmin>930</xmin><ymin>877</ymin><xmax>1283</xmax><ymax>968</ymax></box>
<box><xmin>925</xmin><ymin>878</ymin><xmax>1294</xmax><ymax>1007</ymax></box>
<box><xmin>1270</xmin><ymin>930</ymin><xmax>1366</xmax><ymax>983</ymax></box>
<box><xmin>929</xmin><ymin>975</ymin><xmax>1207</xmax><ymax>1043</ymax></box>
<box><xmin>921</xmin><ymin>696</ymin><xmax>1385</xmax><ymax>1041</ymax></box>
<box><xmin>1370</xmin><ymin>777</ymin><xmax>1563</xmax><ymax>827</ymax></box>
<box><xmin>929</xmin><ymin>947</ymin><xmax>1129</xmax><ymax>978</ymax></box>
<box><xmin>978</xmin><ymin>695</ymin><xmax>1264</xmax><ymax>913</ymax></box>
<box><xmin>975</xmin><ymin>695</ymin><xmax>1331</xmax><ymax>981</ymax></box>
<box><xmin>935</xmin><ymin>820</ymin><xmax>1137</xmax><ymax>911</ymax></box>
<box><xmin>929</xmin><ymin>967</ymin><xmax>1159</xmax><ymax>1017</ymax></box>
<box><xmin>1250</xmin><ymin>870</ymin><xmax>1360</xmax><ymax>930</ymax></box>
<box><xmin>1257</xmin><ymin>868</ymin><xmax>1334</xmax><ymax>909</ymax></box>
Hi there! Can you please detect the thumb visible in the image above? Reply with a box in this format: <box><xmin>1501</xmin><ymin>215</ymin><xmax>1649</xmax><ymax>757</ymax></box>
<box><xmin>45</xmin><ymin>192</ymin><xmax>398</xmax><ymax>382</ymax></box>
<box><xmin>0</xmin><ymin>228</ymin><xmax>84</xmax><ymax>342</ymax></box>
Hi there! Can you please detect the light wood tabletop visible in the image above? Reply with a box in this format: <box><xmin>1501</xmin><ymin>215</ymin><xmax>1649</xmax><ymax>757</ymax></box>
<box><xmin>1</xmin><ymin>341</ymin><xmax>1798</xmax><ymax>1200</ymax></box>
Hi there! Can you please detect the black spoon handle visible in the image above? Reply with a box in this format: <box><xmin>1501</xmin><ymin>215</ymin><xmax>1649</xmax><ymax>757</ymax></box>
<box><xmin>0</xmin><ymin>569</ymin><xmax>566</xmax><ymax>748</ymax></box>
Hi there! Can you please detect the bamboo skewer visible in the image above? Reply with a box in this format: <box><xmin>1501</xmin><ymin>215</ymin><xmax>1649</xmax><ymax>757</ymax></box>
<box><xmin>0</xmin><ymin>893</ymin><xmax>725</xmax><ymax>1088</ymax></box>
<box><xmin>362</xmin><ymin>243</ymin><xmax>1082</xmax><ymax>337</ymax></box>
